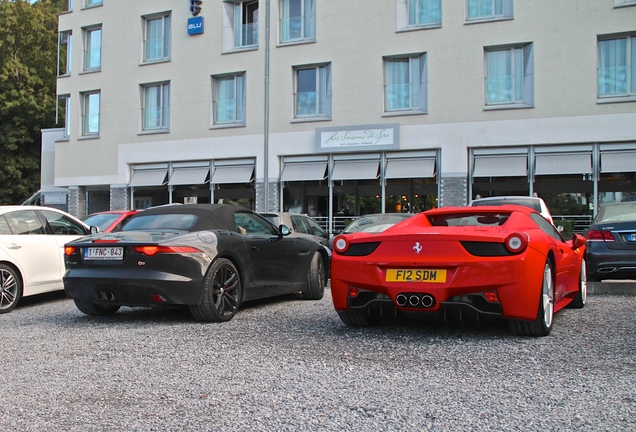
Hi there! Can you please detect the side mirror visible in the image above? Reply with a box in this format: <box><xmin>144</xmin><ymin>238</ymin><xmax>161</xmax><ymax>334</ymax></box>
<box><xmin>90</xmin><ymin>226</ymin><xmax>100</xmax><ymax>234</ymax></box>
<box><xmin>557</xmin><ymin>225</ymin><xmax>564</xmax><ymax>232</ymax></box>
<box><xmin>571</xmin><ymin>233</ymin><xmax>586</xmax><ymax>249</ymax></box>
<box><xmin>279</xmin><ymin>224</ymin><xmax>291</xmax><ymax>236</ymax></box>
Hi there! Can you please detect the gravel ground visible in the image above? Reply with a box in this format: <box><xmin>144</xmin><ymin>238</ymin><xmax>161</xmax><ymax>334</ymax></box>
<box><xmin>1</xmin><ymin>289</ymin><xmax>634</xmax><ymax>431</ymax></box>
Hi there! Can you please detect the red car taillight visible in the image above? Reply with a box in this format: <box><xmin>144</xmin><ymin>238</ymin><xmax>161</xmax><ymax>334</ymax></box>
<box><xmin>64</xmin><ymin>246</ymin><xmax>77</xmax><ymax>256</ymax></box>
<box><xmin>333</xmin><ymin>235</ymin><xmax>350</xmax><ymax>254</ymax></box>
<box><xmin>133</xmin><ymin>246</ymin><xmax>201</xmax><ymax>256</ymax></box>
<box><xmin>586</xmin><ymin>229</ymin><xmax>616</xmax><ymax>242</ymax></box>
<box><xmin>504</xmin><ymin>233</ymin><xmax>528</xmax><ymax>254</ymax></box>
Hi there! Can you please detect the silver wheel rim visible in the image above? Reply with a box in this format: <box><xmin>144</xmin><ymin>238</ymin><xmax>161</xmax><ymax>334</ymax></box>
<box><xmin>580</xmin><ymin>260</ymin><xmax>587</xmax><ymax>305</ymax></box>
<box><xmin>0</xmin><ymin>268</ymin><xmax>18</xmax><ymax>310</ymax></box>
<box><xmin>542</xmin><ymin>263</ymin><xmax>554</xmax><ymax>328</ymax></box>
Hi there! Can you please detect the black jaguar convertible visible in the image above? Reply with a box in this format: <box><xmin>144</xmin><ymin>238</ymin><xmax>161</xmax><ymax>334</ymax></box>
<box><xmin>63</xmin><ymin>204</ymin><xmax>329</xmax><ymax>322</ymax></box>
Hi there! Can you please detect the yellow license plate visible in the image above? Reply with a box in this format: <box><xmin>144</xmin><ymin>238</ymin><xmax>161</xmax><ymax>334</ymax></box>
<box><xmin>386</xmin><ymin>269</ymin><xmax>447</xmax><ymax>283</ymax></box>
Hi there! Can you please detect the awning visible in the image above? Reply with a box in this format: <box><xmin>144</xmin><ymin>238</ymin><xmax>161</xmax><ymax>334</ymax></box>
<box><xmin>535</xmin><ymin>153</ymin><xmax>592</xmax><ymax>175</ymax></box>
<box><xmin>331</xmin><ymin>160</ymin><xmax>379</xmax><ymax>180</ymax></box>
<box><xmin>385</xmin><ymin>158</ymin><xmax>435</xmax><ymax>179</ymax></box>
<box><xmin>169</xmin><ymin>167</ymin><xmax>210</xmax><ymax>185</ymax></box>
<box><xmin>281</xmin><ymin>162</ymin><xmax>327</xmax><ymax>181</ymax></box>
<box><xmin>211</xmin><ymin>165</ymin><xmax>254</xmax><ymax>184</ymax></box>
<box><xmin>129</xmin><ymin>169</ymin><xmax>168</xmax><ymax>187</ymax></box>
<box><xmin>473</xmin><ymin>155</ymin><xmax>527</xmax><ymax>177</ymax></box>
<box><xmin>601</xmin><ymin>151</ymin><xmax>636</xmax><ymax>173</ymax></box>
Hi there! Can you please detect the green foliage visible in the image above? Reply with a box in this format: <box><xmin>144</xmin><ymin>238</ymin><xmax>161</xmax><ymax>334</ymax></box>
<box><xmin>0</xmin><ymin>0</ymin><xmax>62</xmax><ymax>204</ymax></box>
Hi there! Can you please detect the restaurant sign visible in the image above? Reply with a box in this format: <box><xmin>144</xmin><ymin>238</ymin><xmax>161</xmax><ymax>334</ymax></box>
<box><xmin>315</xmin><ymin>123</ymin><xmax>399</xmax><ymax>153</ymax></box>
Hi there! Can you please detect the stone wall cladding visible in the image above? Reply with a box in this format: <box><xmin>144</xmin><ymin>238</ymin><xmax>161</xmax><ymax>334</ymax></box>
<box><xmin>110</xmin><ymin>187</ymin><xmax>129</xmax><ymax>210</ymax></box>
<box><xmin>440</xmin><ymin>176</ymin><xmax>467</xmax><ymax>207</ymax></box>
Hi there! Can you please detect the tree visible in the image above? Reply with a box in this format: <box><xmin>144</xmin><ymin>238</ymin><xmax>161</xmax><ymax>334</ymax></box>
<box><xmin>0</xmin><ymin>0</ymin><xmax>63</xmax><ymax>204</ymax></box>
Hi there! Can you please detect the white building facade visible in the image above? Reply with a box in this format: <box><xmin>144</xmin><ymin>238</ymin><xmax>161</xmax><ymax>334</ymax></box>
<box><xmin>44</xmin><ymin>0</ymin><xmax>636</xmax><ymax>234</ymax></box>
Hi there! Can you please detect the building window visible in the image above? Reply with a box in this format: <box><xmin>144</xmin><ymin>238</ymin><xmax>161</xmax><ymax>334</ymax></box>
<box><xmin>466</xmin><ymin>0</ymin><xmax>512</xmax><ymax>22</ymax></box>
<box><xmin>81</xmin><ymin>91</ymin><xmax>100</xmax><ymax>137</ymax></box>
<box><xmin>598</xmin><ymin>35</ymin><xmax>635</xmax><ymax>99</ymax></box>
<box><xmin>408</xmin><ymin>0</ymin><xmax>441</xmax><ymax>28</ymax></box>
<box><xmin>294</xmin><ymin>64</ymin><xmax>331</xmax><ymax>119</ymax></box>
<box><xmin>143</xmin><ymin>13</ymin><xmax>171</xmax><ymax>63</ymax></box>
<box><xmin>57</xmin><ymin>95</ymin><xmax>71</xmax><ymax>139</ymax></box>
<box><xmin>64</xmin><ymin>0</ymin><xmax>73</xmax><ymax>12</ymax></box>
<box><xmin>484</xmin><ymin>44</ymin><xmax>533</xmax><ymax>108</ymax></box>
<box><xmin>235</xmin><ymin>1</ymin><xmax>259</xmax><ymax>48</ymax></box>
<box><xmin>85</xmin><ymin>0</ymin><xmax>102</xmax><ymax>7</ymax></box>
<box><xmin>280</xmin><ymin>0</ymin><xmax>315</xmax><ymax>43</ymax></box>
<box><xmin>141</xmin><ymin>82</ymin><xmax>170</xmax><ymax>132</ymax></box>
<box><xmin>83</xmin><ymin>26</ymin><xmax>101</xmax><ymax>71</ymax></box>
<box><xmin>212</xmin><ymin>73</ymin><xmax>246</xmax><ymax>126</ymax></box>
<box><xmin>384</xmin><ymin>54</ymin><xmax>428</xmax><ymax>113</ymax></box>
<box><xmin>614</xmin><ymin>0</ymin><xmax>636</xmax><ymax>7</ymax></box>
<box><xmin>57</xmin><ymin>30</ymin><xmax>72</xmax><ymax>76</ymax></box>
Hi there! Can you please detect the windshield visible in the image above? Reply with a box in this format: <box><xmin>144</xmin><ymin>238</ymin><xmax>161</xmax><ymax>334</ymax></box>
<box><xmin>344</xmin><ymin>214</ymin><xmax>410</xmax><ymax>233</ymax></box>
<box><xmin>122</xmin><ymin>214</ymin><xmax>198</xmax><ymax>231</ymax></box>
<box><xmin>83</xmin><ymin>213</ymin><xmax>120</xmax><ymax>231</ymax></box>
<box><xmin>427</xmin><ymin>212</ymin><xmax>511</xmax><ymax>227</ymax></box>
<box><xmin>597</xmin><ymin>203</ymin><xmax>636</xmax><ymax>223</ymax></box>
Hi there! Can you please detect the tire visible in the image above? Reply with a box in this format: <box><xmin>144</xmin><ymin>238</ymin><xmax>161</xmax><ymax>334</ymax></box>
<box><xmin>0</xmin><ymin>264</ymin><xmax>22</xmax><ymax>314</ymax></box>
<box><xmin>189</xmin><ymin>258</ymin><xmax>241</xmax><ymax>322</ymax></box>
<box><xmin>302</xmin><ymin>252</ymin><xmax>325</xmax><ymax>300</ymax></box>
<box><xmin>337</xmin><ymin>309</ymin><xmax>381</xmax><ymax>327</ymax></box>
<box><xmin>73</xmin><ymin>299</ymin><xmax>120</xmax><ymax>316</ymax></box>
<box><xmin>509</xmin><ymin>260</ymin><xmax>554</xmax><ymax>337</ymax></box>
<box><xmin>568</xmin><ymin>259</ymin><xmax>587</xmax><ymax>309</ymax></box>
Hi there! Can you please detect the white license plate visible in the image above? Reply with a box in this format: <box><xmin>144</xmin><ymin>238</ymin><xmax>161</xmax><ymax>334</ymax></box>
<box><xmin>85</xmin><ymin>247</ymin><xmax>124</xmax><ymax>260</ymax></box>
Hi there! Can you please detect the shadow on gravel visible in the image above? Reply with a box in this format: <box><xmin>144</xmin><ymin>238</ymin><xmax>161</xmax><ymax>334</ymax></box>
<box><xmin>15</xmin><ymin>290</ymin><xmax>68</xmax><ymax>310</ymax></box>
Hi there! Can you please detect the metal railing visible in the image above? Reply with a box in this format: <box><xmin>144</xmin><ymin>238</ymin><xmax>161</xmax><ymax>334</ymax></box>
<box><xmin>552</xmin><ymin>215</ymin><xmax>593</xmax><ymax>237</ymax></box>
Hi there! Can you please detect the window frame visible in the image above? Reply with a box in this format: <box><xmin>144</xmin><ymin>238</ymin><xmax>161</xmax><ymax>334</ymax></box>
<box><xmin>82</xmin><ymin>25</ymin><xmax>102</xmax><ymax>72</ymax></box>
<box><xmin>234</xmin><ymin>0</ymin><xmax>259</xmax><ymax>48</ymax></box>
<box><xmin>484</xmin><ymin>43</ymin><xmax>534</xmax><ymax>109</ymax></box>
<box><xmin>383</xmin><ymin>53</ymin><xmax>428</xmax><ymax>115</ymax></box>
<box><xmin>402</xmin><ymin>0</ymin><xmax>442</xmax><ymax>30</ymax></box>
<box><xmin>141</xmin><ymin>82</ymin><xmax>170</xmax><ymax>133</ymax></box>
<box><xmin>279</xmin><ymin>0</ymin><xmax>316</xmax><ymax>44</ymax></box>
<box><xmin>84</xmin><ymin>0</ymin><xmax>102</xmax><ymax>8</ymax></box>
<box><xmin>143</xmin><ymin>12</ymin><xmax>171</xmax><ymax>64</ymax></box>
<box><xmin>614</xmin><ymin>0</ymin><xmax>636</xmax><ymax>8</ymax></box>
<box><xmin>57</xmin><ymin>94</ymin><xmax>71</xmax><ymax>139</ymax></box>
<box><xmin>465</xmin><ymin>0</ymin><xmax>513</xmax><ymax>23</ymax></box>
<box><xmin>57</xmin><ymin>30</ymin><xmax>72</xmax><ymax>77</ymax></box>
<box><xmin>80</xmin><ymin>91</ymin><xmax>100</xmax><ymax>138</ymax></box>
<box><xmin>597</xmin><ymin>34</ymin><xmax>636</xmax><ymax>102</ymax></box>
<box><xmin>292</xmin><ymin>63</ymin><xmax>332</xmax><ymax>121</ymax></box>
<box><xmin>212</xmin><ymin>72</ymin><xmax>247</xmax><ymax>127</ymax></box>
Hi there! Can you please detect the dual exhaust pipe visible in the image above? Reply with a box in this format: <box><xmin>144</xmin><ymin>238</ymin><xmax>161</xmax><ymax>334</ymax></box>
<box><xmin>96</xmin><ymin>290</ymin><xmax>116</xmax><ymax>301</ymax></box>
<box><xmin>396</xmin><ymin>293</ymin><xmax>435</xmax><ymax>308</ymax></box>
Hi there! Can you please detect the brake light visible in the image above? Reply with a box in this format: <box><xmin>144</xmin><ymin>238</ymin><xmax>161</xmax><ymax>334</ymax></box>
<box><xmin>586</xmin><ymin>229</ymin><xmax>615</xmax><ymax>242</ymax></box>
<box><xmin>333</xmin><ymin>235</ymin><xmax>349</xmax><ymax>254</ymax></box>
<box><xmin>64</xmin><ymin>246</ymin><xmax>77</xmax><ymax>256</ymax></box>
<box><xmin>504</xmin><ymin>233</ymin><xmax>528</xmax><ymax>254</ymax></box>
<box><xmin>133</xmin><ymin>246</ymin><xmax>201</xmax><ymax>256</ymax></box>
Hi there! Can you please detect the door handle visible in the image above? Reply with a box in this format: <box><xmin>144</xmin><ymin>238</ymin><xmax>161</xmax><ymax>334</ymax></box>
<box><xmin>252</xmin><ymin>246</ymin><xmax>259</xmax><ymax>251</ymax></box>
<box><xmin>8</xmin><ymin>245</ymin><xmax>22</xmax><ymax>250</ymax></box>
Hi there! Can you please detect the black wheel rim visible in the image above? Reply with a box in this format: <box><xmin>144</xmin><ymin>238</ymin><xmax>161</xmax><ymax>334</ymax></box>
<box><xmin>0</xmin><ymin>268</ymin><xmax>18</xmax><ymax>311</ymax></box>
<box><xmin>212</xmin><ymin>265</ymin><xmax>239</xmax><ymax>317</ymax></box>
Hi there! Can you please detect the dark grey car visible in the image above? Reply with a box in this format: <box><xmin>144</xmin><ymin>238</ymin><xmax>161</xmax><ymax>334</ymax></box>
<box><xmin>586</xmin><ymin>201</ymin><xmax>636</xmax><ymax>282</ymax></box>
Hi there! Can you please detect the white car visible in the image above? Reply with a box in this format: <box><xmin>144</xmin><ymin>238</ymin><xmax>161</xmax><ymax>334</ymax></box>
<box><xmin>471</xmin><ymin>196</ymin><xmax>554</xmax><ymax>225</ymax></box>
<box><xmin>0</xmin><ymin>206</ymin><xmax>93</xmax><ymax>313</ymax></box>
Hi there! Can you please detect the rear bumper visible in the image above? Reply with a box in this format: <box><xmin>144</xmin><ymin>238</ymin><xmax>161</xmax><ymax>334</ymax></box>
<box><xmin>63</xmin><ymin>268</ymin><xmax>205</xmax><ymax>306</ymax></box>
<box><xmin>587</xmin><ymin>247</ymin><xmax>636</xmax><ymax>281</ymax></box>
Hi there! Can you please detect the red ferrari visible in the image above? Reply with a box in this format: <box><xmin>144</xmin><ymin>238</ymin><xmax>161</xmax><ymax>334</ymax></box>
<box><xmin>330</xmin><ymin>206</ymin><xmax>587</xmax><ymax>336</ymax></box>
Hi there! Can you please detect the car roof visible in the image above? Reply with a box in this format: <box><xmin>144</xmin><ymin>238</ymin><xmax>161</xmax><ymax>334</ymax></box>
<box><xmin>125</xmin><ymin>204</ymin><xmax>253</xmax><ymax>231</ymax></box>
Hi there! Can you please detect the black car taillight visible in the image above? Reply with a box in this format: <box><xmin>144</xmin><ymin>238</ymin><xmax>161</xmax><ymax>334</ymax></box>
<box><xmin>133</xmin><ymin>245</ymin><xmax>201</xmax><ymax>256</ymax></box>
<box><xmin>586</xmin><ymin>229</ymin><xmax>616</xmax><ymax>242</ymax></box>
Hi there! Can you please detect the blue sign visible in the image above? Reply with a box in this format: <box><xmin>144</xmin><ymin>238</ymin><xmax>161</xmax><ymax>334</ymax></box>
<box><xmin>188</xmin><ymin>16</ymin><xmax>204</xmax><ymax>35</ymax></box>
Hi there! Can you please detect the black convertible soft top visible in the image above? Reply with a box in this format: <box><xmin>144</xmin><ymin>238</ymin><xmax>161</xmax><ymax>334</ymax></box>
<box><xmin>124</xmin><ymin>204</ymin><xmax>254</xmax><ymax>232</ymax></box>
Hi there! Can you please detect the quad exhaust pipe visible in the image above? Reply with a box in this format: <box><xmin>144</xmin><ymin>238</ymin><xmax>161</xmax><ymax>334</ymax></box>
<box><xmin>395</xmin><ymin>293</ymin><xmax>435</xmax><ymax>308</ymax></box>
<box><xmin>96</xmin><ymin>290</ymin><xmax>116</xmax><ymax>301</ymax></box>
